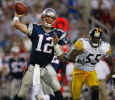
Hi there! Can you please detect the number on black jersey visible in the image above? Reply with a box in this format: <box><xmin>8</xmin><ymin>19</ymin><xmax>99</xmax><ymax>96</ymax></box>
<box><xmin>36</xmin><ymin>34</ymin><xmax>54</xmax><ymax>53</ymax></box>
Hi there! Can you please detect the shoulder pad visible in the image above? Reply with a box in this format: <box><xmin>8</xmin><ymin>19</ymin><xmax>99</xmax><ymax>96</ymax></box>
<box><xmin>74</xmin><ymin>38</ymin><xmax>84</xmax><ymax>51</ymax></box>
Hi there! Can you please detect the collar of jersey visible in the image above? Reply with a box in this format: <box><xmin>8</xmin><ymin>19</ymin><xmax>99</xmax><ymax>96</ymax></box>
<box><xmin>40</xmin><ymin>25</ymin><xmax>56</xmax><ymax>36</ymax></box>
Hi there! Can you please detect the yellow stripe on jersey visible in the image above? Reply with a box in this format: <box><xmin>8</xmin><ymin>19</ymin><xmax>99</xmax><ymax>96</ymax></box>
<box><xmin>96</xmin><ymin>28</ymin><xmax>99</xmax><ymax>35</ymax></box>
<box><xmin>74</xmin><ymin>39</ymin><xmax>84</xmax><ymax>51</ymax></box>
<box><xmin>107</xmin><ymin>46</ymin><xmax>112</xmax><ymax>56</ymax></box>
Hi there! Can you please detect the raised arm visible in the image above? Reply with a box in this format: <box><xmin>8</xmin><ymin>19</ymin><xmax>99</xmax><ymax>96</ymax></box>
<box><xmin>12</xmin><ymin>12</ymin><xmax>29</xmax><ymax>35</ymax></box>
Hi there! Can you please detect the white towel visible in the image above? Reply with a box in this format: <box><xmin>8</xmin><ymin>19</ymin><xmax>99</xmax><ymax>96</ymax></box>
<box><xmin>33</xmin><ymin>64</ymin><xmax>40</xmax><ymax>86</ymax></box>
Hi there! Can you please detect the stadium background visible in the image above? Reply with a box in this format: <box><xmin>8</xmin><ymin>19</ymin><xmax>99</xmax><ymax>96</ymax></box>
<box><xmin>0</xmin><ymin>0</ymin><xmax>115</xmax><ymax>100</ymax></box>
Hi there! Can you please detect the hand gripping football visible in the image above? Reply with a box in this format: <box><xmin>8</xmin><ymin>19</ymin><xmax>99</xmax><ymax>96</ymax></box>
<box><xmin>15</xmin><ymin>2</ymin><xmax>27</xmax><ymax>15</ymax></box>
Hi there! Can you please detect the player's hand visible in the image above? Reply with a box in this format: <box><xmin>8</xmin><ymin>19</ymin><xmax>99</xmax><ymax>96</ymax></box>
<box><xmin>53</xmin><ymin>34</ymin><xmax>59</xmax><ymax>45</ymax></box>
<box><xmin>12</xmin><ymin>12</ymin><xmax>24</xmax><ymax>25</ymax></box>
<box><xmin>12</xmin><ymin>12</ymin><xmax>22</xmax><ymax>26</ymax></box>
<box><xmin>15</xmin><ymin>12</ymin><xmax>24</xmax><ymax>18</ymax></box>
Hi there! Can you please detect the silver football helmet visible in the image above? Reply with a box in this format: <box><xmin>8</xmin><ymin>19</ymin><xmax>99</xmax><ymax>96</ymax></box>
<box><xmin>41</xmin><ymin>8</ymin><xmax>56</xmax><ymax>28</ymax></box>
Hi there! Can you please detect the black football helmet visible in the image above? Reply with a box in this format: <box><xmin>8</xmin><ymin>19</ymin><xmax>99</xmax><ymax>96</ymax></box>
<box><xmin>89</xmin><ymin>27</ymin><xmax>103</xmax><ymax>48</ymax></box>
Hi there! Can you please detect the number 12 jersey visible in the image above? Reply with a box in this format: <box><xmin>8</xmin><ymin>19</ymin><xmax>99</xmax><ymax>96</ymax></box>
<box><xmin>26</xmin><ymin>24</ymin><xmax>66</xmax><ymax>67</ymax></box>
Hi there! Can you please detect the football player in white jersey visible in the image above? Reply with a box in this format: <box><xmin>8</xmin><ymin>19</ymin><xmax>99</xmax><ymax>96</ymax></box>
<box><xmin>67</xmin><ymin>27</ymin><xmax>115</xmax><ymax>100</ymax></box>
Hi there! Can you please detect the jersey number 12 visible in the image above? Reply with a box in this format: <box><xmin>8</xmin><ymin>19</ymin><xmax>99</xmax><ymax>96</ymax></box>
<box><xmin>36</xmin><ymin>34</ymin><xmax>53</xmax><ymax>53</ymax></box>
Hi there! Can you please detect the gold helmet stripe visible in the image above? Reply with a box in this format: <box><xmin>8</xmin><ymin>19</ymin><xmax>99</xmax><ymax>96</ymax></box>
<box><xmin>96</xmin><ymin>28</ymin><xmax>99</xmax><ymax>35</ymax></box>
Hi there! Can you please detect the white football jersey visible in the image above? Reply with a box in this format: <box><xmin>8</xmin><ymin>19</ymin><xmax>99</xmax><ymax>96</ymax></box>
<box><xmin>74</xmin><ymin>38</ymin><xmax>111</xmax><ymax>71</ymax></box>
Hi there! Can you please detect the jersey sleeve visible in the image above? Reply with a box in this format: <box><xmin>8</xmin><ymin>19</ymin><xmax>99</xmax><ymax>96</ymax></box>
<box><xmin>106</xmin><ymin>44</ymin><xmax>112</xmax><ymax>56</ymax></box>
<box><xmin>58</xmin><ymin>33</ymin><xmax>68</xmax><ymax>45</ymax></box>
<box><xmin>74</xmin><ymin>39</ymin><xmax>84</xmax><ymax>51</ymax></box>
<box><xmin>26</xmin><ymin>24</ymin><xmax>39</xmax><ymax>40</ymax></box>
<box><xmin>56</xmin><ymin>29</ymin><xmax>68</xmax><ymax>45</ymax></box>
<box><xmin>26</xmin><ymin>23</ymin><xmax>33</xmax><ymax>36</ymax></box>
<box><xmin>26</xmin><ymin>24</ymin><xmax>39</xmax><ymax>37</ymax></box>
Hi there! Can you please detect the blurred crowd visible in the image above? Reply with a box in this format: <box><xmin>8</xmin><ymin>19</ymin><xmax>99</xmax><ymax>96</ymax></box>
<box><xmin>0</xmin><ymin>0</ymin><xmax>115</xmax><ymax>100</ymax></box>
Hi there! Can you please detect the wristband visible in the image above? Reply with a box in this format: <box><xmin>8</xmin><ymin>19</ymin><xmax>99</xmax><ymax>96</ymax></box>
<box><xmin>12</xmin><ymin>16</ymin><xmax>19</xmax><ymax>24</ymax></box>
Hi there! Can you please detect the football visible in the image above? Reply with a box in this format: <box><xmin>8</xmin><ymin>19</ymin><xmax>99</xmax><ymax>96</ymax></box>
<box><xmin>15</xmin><ymin>2</ymin><xmax>27</xmax><ymax>15</ymax></box>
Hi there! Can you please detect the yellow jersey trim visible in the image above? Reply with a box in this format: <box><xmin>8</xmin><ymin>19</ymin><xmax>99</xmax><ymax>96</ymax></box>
<box><xmin>74</xmin><ymin>39</ymin><xmax>84</xmax><ymax>51</ymax></box>
<box><xmin>107</xmin><ymin>46</ymin><xmax>112</xmax><ymax>56</ymax></box>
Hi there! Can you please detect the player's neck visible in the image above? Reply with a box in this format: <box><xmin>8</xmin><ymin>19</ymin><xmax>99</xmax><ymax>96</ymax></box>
<box><xmin>42</xmin><ymin>25</ymin><xmax>52</xmax><ymax>33</ymax></box>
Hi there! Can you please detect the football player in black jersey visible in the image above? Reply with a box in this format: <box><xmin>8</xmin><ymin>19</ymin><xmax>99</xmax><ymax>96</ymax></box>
<box><xmin>8</xmin><ymin>46</ymin><xmax>26</xmax><ymax>99</ymax></box>
<box><xmin>12</xmin><ymin>8</ymin><xmax>66</xmax><ymax>100</ymax></box>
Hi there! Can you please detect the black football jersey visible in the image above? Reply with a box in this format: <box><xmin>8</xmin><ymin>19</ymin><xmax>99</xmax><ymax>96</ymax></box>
<box><xmin>27</xmin><ymin>24</ymin><xmax>67</xmax><ymax>67</ymax></box>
